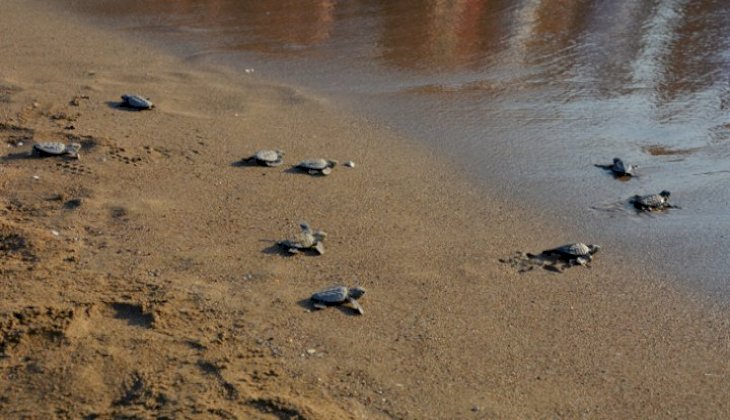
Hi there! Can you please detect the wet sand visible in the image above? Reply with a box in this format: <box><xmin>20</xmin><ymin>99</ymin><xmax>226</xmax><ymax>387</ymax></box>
<box><xmin>1</xmin><ymin>1</ymin><xmax>729</xmax><ymax>418</ymax></box>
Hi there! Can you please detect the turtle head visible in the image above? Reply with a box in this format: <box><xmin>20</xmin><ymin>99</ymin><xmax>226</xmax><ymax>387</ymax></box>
<box><xmin>660</xmin><ymin>190</ymin><xmax>671</xmax><ymax>198</ymax></box>
<box><xmin>327</xmin><ymin>160</ymin><xmax>338</xmax><ymax>168</ymax></box>
<box><xmin>612</xmin><ymin>158</ymin><xmax>621</xmax><ymax>164</ymax></box>
<box><xmin>588</xmin><ymin>244</ymin><xmax>600</xmax><ymax>255</ymax></box>
<box><xmin>66</xmin><ymin>143</ymin><xmax>82</xmax><ymax>158</ymax></box>
<box><xmin>348</xmin><ymin>287</ymin><xmax>366</xmax><ymax>300</ymax></box>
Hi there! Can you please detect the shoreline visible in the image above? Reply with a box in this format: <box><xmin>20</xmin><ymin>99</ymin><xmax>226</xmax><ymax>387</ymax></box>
<box><xmin>1</xmin><ymin>0</ymin><xmax>728</xmax><ymax>418</ymax></box>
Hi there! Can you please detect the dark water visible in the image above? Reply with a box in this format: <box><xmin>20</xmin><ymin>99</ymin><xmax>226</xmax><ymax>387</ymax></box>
<box><xmin>63</xmin><ymin>0</ymin><xmax>730</xmax><ymax>299</ymax></box>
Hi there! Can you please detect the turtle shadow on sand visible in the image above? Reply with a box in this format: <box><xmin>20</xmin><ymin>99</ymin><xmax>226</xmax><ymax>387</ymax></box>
<box><xmin>231</xmin><ymin>159</ymin><xmax>283</xmax><ymax>169</ymax></box>
<box><xmin>499</xmin><ymin>252</ymin><xmax>572</xmax><ymax>273</ymax></box>
<box><xmin>260</xmin><ymin>241</ymin><xmax>321</xmax><ymax>257</ymax></box>
<box><xmin>261</xmin><ymin>243</ymin><xmax>296</xmax><ymax>257</ymax></box>
<box><xmin>283</xmin><ymin>167</ymin><xmax>309</xmax><ymax>175</ymax></box>
<box><xmin>295</xmin><ymin>298</ymin><xmax>363</xmax><ymax>317</ymax></box>
<box><xmin>1</xmin><ymin>151</ymin><xmax>33</xmax><ymax>162</ymax></box>
<box><xmin>231</xmin><ymin>159</ymin><xmax>259</xmax><ymax>168</ymax></box>
<box><xmin>283</xmin><ymin>167</ymin><xmax>333</xmax><ymax>176</ymax></box>
<box><xmin>3</xmin><ymin>149</ymin><xmax>79</xmax><ymax>162</ymax></box>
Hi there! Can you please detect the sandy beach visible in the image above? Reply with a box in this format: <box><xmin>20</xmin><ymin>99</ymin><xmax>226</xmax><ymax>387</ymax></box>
<box><xmin>1</xmin><ymin>1</ymin><xmax>728</xmax><ymax>418</ymax></box>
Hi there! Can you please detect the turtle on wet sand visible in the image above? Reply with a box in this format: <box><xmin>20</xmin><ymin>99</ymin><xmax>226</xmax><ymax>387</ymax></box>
<box><xmin>243</xmin><ymin>150</ymin><xmax>284</xmax><ymax>167</ymax></box>
<box><xmin>595</xmin><ymin>158</ymin><xmax>636</xmax><ymax>177</ymax></box>
<box><xmin>31</xmin><ymin>142</ymin><xmax>81</xmax><ymax>159</ymax></box>
<box><xmin>277</xmin><ymin>222</ymin><xmax>327</xmax><ymax>255</ymax></box>
<box><xmin>311</xmin><ymin>285</ymin><xmax>366</xmax><ymax>315</ymax></box>
<box><xmin>538</xmin><ymin>242</ymin><xmax>600</xmax><ymax>266</ymax></box>
<box><xmin>631</xmin><ymin>190</ymin><xmax>674</xmax><ymax>211</ymax></box>
<box><xmin>121</xmin><ymin>94</ymin><xmax>154</xmax><ymax>110</ymax></box>
<box><xmin>296</xmin><ymin>159</ymin><xmax>337</xmax><ymax>176</ymax></box>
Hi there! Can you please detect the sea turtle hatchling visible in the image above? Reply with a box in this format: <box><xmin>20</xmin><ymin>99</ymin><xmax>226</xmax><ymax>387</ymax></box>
<box><xmin>630</xmin><ymin>190</ymin><xmax>674</xmax><ymax>211</ymax></box>
<box><xmin>310</xmin><ymin>285</ymin><xmax>366</xmax><ymax>315</ymax></box>
<box><xmin>31</xmin><ymin>142</ymin><xmax>81</xmax><ymax>159</ymax></box>
<box><xmin>538</xmin><ymin>242</ymin><xmax>600</xmax><ymax>266</ymax></box>
<box><xmin>296</xmin><ymin>159</ymin><xmax>338</xmax><ymax>176</ymax></box>
<box><xmin>595</xmin><ymin>158</ymin><xmax>636</xmax><ymax>177</ymax></box>
<box><xmin>243</xmin><ymin>150</ymin><xmax>284</xmax><ymax>167</ymax></box>
<box><xmin>277</xmin><ymin>222</ymin><xmax>327</xmax><ymax>255</ymax></box>
<box><xmin>120</xmin><ymin>94</ymin><xmax>154</xmax><ymax>110</ymax></box>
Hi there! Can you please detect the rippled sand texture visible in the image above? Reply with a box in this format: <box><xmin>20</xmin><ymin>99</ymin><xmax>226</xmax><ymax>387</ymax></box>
<box><xmin>1</xmin><ymin>0</ymin><xmax>729</xmax><ymax>418</ymax></box>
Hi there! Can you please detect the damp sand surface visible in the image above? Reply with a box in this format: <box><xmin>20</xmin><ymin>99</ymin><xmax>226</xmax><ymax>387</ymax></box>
<box><xmin>0</xmin><ymin>1</ymin><xmax>729</xmax><ymax>418</ymax></box>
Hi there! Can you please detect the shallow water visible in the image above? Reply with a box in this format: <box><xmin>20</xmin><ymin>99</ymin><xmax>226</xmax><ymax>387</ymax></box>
<box><xmin>62</xmin><ymin>0</ymin><xmax>730</xmax><ymax>299</ymax></box>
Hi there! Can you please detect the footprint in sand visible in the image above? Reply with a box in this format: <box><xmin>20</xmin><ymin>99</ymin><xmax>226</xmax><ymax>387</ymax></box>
<box><xmin>0</xmin><ymin>122</ymin><xmax>34</xmax><ymax>147</ymax></box>
<box><xmin>0</xmin><ymin>81</ymin><xmax>22</xmax><ymax>103</ymax></box>
<box><xmin>55</xmin><ymin>160</ymin><xmax>93</xmax><ymax>176</ymax></box>
<box><xmin>107</xmin><ymin>146</ymin><xmax>146</xmax><ymax>166</ymax></box>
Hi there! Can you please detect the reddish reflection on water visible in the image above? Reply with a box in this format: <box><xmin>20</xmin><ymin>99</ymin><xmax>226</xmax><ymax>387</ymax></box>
<box><xmin>71</xmin><ymin>0</ymin><xmax>730</xmax><ymax>97</ymax></box>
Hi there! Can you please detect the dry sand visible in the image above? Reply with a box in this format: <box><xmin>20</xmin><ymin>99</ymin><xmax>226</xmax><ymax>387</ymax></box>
<box><xmin>0</xmin><ymin>1</ymin><xmax>728</xmax><ymax>418</ymax></box>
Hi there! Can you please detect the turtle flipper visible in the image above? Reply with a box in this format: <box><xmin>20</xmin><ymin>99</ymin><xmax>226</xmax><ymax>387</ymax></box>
<box><xmin>348</xmin><ymin>297</ymin><xmax>364</xmax><ymax>315</ymax></box>
<box><xmin>312</xmin><ymin>302</ymin><xmax>327</xmax><ymax>310</ymax></box>
<box><xmin>313</xmin><ymin>242</ymin><xmax>325</xmax><ymax>255</ymax></box>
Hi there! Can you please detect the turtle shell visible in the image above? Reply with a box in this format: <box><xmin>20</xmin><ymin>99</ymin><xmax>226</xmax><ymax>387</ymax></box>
<box><xmin>297</xmin><ymin>159</ymin><xmax>335</xmax><ymax>170</ymax></box>
<box><xmin>33</xmin><ymin>142</ymin><xmax>68</xmax><ymax>155</ymax></box>
<box><xmin>121</xmin><ymin>94</ymin><xmax>154</xmax><ymax>110</ymax></box>
<box><xmin>311</xmin><ymin>286</ymin><xmax>349</xmax><ymax>303</ymax></box>
<box><xmin>545</xmin><ymin>243</ymin><xmax>592</xmax><ymax>257</ymax></box>
<box><xmin>633</xmin><ymin>192</ymin><xmax>670</xmax><ymax>209</ymax></box>
<box><xmin>612</xmin><ymin>158</ymin><xmax>634</xmax><ymax>176</ymax></box>
<box><xmin>252</xmin><ymin>150</ymin><xmax>283</xmax><ymax>166</ymax></box>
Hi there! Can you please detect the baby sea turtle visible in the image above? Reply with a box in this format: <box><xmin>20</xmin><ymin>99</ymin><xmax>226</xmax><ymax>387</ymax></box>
<box><xmin>243</xmin><ymin>150</ymin><xmax>284</xmax><ymax>167</ymax></box>
<box><xmin>277</xmin><ymin>222</ymin><xmax>327</xmax><ymax>255</ymax></box>
<box><xmin>539</xmin><ymin>242</ymin><xmax>600</xmax><ymax>266</ymax></box>
<box><xmin>631</xmin><ymin>190</ymin><xmax>674</xmax><ymax>211</ymax></box>
<box><xmin>311</xmin><ymin>285</ymin><xmax>366</xmax><ymax>315</ymax></box>
<box><xmin>121</xmin><ymin>94</ymin><xmax>154</xmax><ymax>110</ymax></box>
<box><xmin>595</xmin><ymin>158</ymin><xmax>636</xmax><ymax>177</ymax></box>
<box><xmin>296</xmin><ymin>159</ymin><xmax>337</xmax><ymax>176</ymax></box>
<box><xmin>31</xmin><ymin>142</ymin><xmax>81</xmax><ymax>159</ymax></box>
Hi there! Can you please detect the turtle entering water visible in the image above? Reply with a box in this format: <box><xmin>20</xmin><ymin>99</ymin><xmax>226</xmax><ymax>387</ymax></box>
<box><xmin>631</xmin><ymin>190</ymin><xmax>674</xmax><ymax>211</ymax></box>
<box><xmin>31</xmin><ymin>142</ymin><xmax>81</xmax><ymax>159</ymax></box>
<box><xmin>121</xmin><ymin>94</ymin><xmax>154</xmax><ymax>110</ymax></box>
<box><xmin>243</xmin><ymin>150</ymin><xmax>284</xmax><ymax>167</ymax></box>
<box><xmin>296</xmin><ymin>159</ymin><xmax>337</xmax><ymax>176</ymax></box>
<box><xmin>595</xmin><ymin>158</ymin><xmax>636</xmax><ymax>177</ymax></box>
<box><xmin>504</xmin><ymin>243</ymin><xmax>599</xmax><ymax>273</ymax></box>
<box><xmin>277</xmin><ymin>222</ymin><xmax>327</xmax><ymax>255</ymax></box>
<box><xmin>310</xmin><ymin>285</ymin><xmax>366</xmax><ymax>315</ymax></box>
